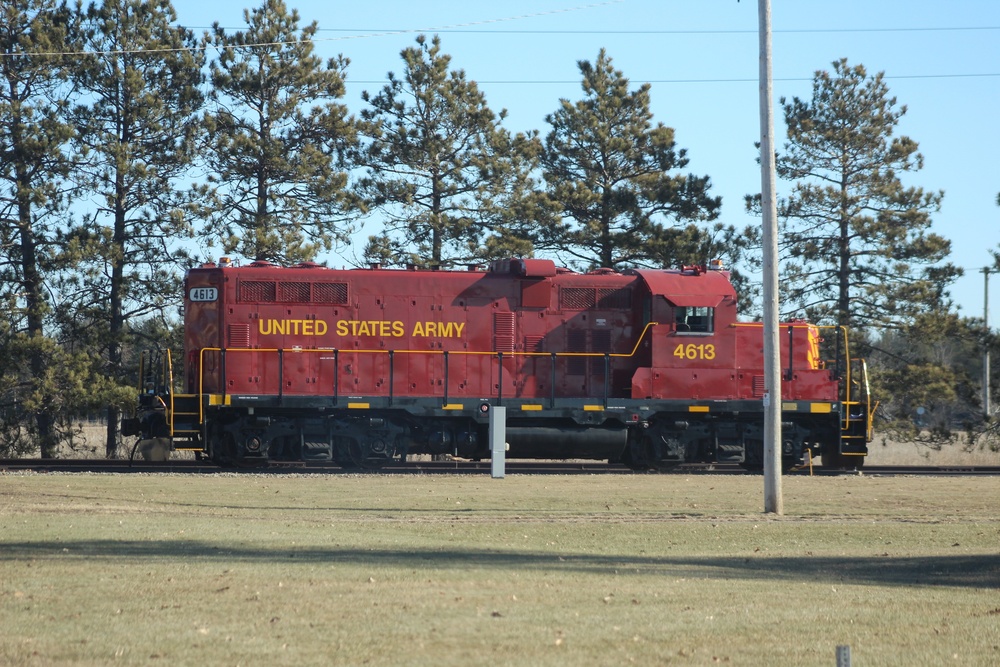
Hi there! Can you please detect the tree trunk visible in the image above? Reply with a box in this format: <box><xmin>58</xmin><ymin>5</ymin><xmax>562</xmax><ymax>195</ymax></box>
<box><xmin>105</xmin><ymin>405</ymin><xmax>121</xmax><ymax>459</ymax></box>
<box><xmin>14</xmin><ymin>112</ymin><xmax>58</xmax><ymax>458</ymax></box>
<box><xmin>106</xmin><ymin>122</ymin><xmax>128</xmax><ymax>458</ymax></box>
<box><xmin>837</xmin><ymin>180</ymin><xmax>851</xmax><ymax>328</ymax></box>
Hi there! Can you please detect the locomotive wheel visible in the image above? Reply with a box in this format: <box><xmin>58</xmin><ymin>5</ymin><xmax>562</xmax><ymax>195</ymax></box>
<box><xmin>622</xmin><ymin>439</ymin><xmax>653</xmax><ymax>471</ymax></box>
<box><xmin>335</xmin><ymin>440</ymin><xmax>389</xmax><ymax>470</ymax></box>
<box><xmin>740</xmin><ymin>438</ymin><xmax>804</xmax><ymax>472</ymax></box>
<box><xmin>209</xmin><ymin>431</ymin><xmax>268</xmax><ymax>469</ymax></box>
<box><xmin>623</xmin><ymin>436</ymin><xmax>679</xmax><ymax>472</ymax></box>
<box><xmin>211</xmin><ymin>432</ymin><xmax>238</xmax><ymax>468</ymax></box>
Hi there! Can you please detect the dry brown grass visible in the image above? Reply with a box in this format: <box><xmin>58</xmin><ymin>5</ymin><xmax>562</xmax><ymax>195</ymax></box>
<box><xmin>866</xmin><ymin>434</ymin><xmax>1000</xmax><ymax>467</ymax></box>
<box><xmin>1</xmin><ymin>471</ymin><xmax>998</xmax><ymax>666</ymax></box>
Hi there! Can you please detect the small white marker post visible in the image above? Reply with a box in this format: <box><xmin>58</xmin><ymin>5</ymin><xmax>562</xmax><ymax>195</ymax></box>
<box><xmin>489</xmin><ymin>406</ymin><xmax>506</xmax><ymax>479</ymax></box>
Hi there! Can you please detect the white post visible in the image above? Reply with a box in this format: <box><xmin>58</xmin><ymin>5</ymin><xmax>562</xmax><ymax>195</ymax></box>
<box><xmin>758</xmin><ymin>0</ymin><xmax>783</xmax><ymax>514</ymax></box>
<box><xmin>489</xmin><ymin>406</ymin><xmax>506</xmax><ymax>479</ymax></box>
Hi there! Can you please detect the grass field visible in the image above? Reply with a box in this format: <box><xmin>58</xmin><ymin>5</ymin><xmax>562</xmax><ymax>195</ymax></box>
<box><xmin>1</xmin><ymin>471</ymin><xmax>998</xmax><ymax>666</ymax></box>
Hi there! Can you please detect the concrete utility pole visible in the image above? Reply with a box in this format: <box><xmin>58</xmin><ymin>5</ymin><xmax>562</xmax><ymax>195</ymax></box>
<box><xmin>984</xmin><ymin>268</ymin><xmax>991</xmax><ymax>418</ymax></box>
<box><xmin>758</xmin><ymin>0</ymin><xmax>783</xmax><ymax>514</ymax></box>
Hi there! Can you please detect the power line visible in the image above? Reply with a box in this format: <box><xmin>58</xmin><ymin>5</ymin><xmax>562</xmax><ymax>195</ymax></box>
<box><xmin>300</xmin><ymin>26</ymin><xmax>1000</xmax><ymax>35</ymax></box>
<box><xmin>5</xmin><ymin>17</ymin><xmax>1000</xmax><ymax>60</ymax></box>
<box><xmin>5</xmin><ymin>37</ymin><xmax>999</xmax><ymax>83</ymax></box>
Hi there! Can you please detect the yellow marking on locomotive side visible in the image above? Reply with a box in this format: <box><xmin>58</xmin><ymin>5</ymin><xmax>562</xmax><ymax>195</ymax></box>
<box><xmin>442</xmin><ymin>403</ymin><xmax>464</xmax><ymax>410</ymax></box>
<box><xmin>347</xmin><ymin>402</ymin><xmax>370</xmax><ymax>409</ymax></box>
<box><xmin>583</xmin><ymin>405</ymin><xmax>604</xmax><ymax>411</ymax></box>
<box><xmin>328</xmin><ymin>320</ymin><xmax>467</xmax><ymax>339</ymax></box>
<box><xmin>810</xmin><ymin>402</ymin><xmax>833</xmax><ymax>413</ymax></box>
<box><xmin>336</xmin><ymin>320</ymin><xmax>405</xmax><ymax>337</ymax></box>
<box><xmin>411</xmin><ymin>321</ymin><xmax>466</xmax><ymax>338</ymax></box>
<box><xmin>520</xmin><ymin>404</ymin><xmax>543</xmax><ymax>411</ymax></box>
<box><xmin>688</xmin><ymin>405</ymin><xmax>710</xmax><ymax>413</ymax></box>
<box><xmin>259</xmin><ymin>319</ymin><xmax>329</xmax><ymax>336</ymax></box>
<box><xmin>783</xmin><ymin>402</ymin><xmax>798</xmax><ymax>411</ymax></box>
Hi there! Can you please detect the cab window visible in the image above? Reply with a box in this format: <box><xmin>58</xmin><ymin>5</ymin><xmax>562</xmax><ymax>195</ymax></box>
<box><xmin>675</xmin><ymin>306</ymin><xmax>714</xmax><ymax>333</ymax></box>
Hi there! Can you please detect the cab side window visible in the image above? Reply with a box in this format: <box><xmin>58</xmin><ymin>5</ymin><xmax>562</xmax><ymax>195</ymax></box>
<box><xmin>675</xmin><ymin>306</ymin><xmax>714</xmax><ymax>333</ymax></box>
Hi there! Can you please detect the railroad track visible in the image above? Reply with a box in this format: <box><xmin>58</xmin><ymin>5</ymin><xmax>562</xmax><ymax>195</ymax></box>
<box><xmin>2</xmin><ymin>458</ymin><xmax>999</xmax><ymax>476</ymax></box>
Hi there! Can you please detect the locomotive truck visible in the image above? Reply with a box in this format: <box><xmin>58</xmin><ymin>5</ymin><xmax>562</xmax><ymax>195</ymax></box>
<box><xmin>125</xmin><ymin>257</ymin><xmax>875</xmax><ymax>470</ymax></box>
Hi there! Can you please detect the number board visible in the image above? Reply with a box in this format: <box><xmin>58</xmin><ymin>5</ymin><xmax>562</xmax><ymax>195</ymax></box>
<box><xmin>189</xmin><ymin>287</ymin><xmax>218</xmax><ymax>302</ymax></box>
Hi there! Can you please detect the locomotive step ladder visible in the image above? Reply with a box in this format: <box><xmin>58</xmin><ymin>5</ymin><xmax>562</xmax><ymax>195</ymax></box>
<box><xmin>168</xmin><ymin>393</ymin><xmax>203</xmax><ymax>451</ymax></box>
<box><xmin>838</xmin><ymin>358</ymin><xmax>877</xmax><ymax>460</ymax></box>
<box><xmin>137</xmin><ymin>350</ymin><xmax>204</xmax><ymax>452</ymax></box>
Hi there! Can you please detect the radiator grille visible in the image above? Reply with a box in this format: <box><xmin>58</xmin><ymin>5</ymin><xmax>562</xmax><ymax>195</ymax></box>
<box><xmin>597</xmin><ymin>288</ymin><xmax>632</xmax><ymax>309</ymax></box>
<box><xmin>239</xmin><ymin>280</ymin><xmax>348</xmax><ymax>304</ymax></box>
<box><xmin>240</xmin><ymin>280</ymin><xmax>276</xmax><ymax>302</ymax></box>
<box><xmin>560</xmin><ymin>287</ymin><xmax>595</xmax><ymax>310</ymax></box>
<box><xmin>561</xmin><ymin>287</ymin><xmax>632</xmax><ymax>310</ymax></box>
<box><xmin>278</xmin><ymin>281</ymin><xmax>311</xmax><ymax>302</ymax></box>
<box><xmin>313</xmin><ymin>282</ymin><xmax>348</xmax><ymax>304</ymax></box>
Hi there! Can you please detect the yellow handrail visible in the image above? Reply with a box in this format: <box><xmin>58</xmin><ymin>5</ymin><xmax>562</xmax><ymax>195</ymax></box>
<box><xmin>166</xmin><ymin>349</ymin><xmax>175</xmax><ymax>437</ymax></box>
<box><xmin>193</xmin><ymin>321</ymin><xmax>662</xmax><ymax>424</ymax></box>
<box><xmin>815</xmin><ymin>325</ymin><xmax>853</xmax><ymax>431</ymax></box>
<box><xmin>183</xmin><ymin>319</ymin><xmax>874</xmax><ymax>447</ymax></box>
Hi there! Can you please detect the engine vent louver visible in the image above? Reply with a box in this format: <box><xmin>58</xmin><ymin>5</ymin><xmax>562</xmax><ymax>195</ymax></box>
<box><xmin>228</xmin><ymin>324</ymin><xmax>250</xmax><ymax>348</ymax></box>
<box><xmin>240</xmin><ymin>280</ymin><xmax>276</xmax><ymax>302</ymax></box>
<box><xmin>561</xmin><ymin>287</ymin><xmax>595</xmax><ymax>310</ymax></box>
<box><xmin>279</xmin><ymin>281</ymin><xmax>311</xmax><ymax>302</ymax></box>
<box><xmin>239</xmin><ymin>280</ymin><xmax>348</xmax><ymax>304</ymax></box>
<box><xmin>560</xmin><ymin>287</ymin><xmax>631</xmax><ymax>310</ymax></box>
<box><xmin>493</xmin><ymin>312</ymin><xmax>515</xmax><ymax>352</ymax></box>
<box><xmin>313</xmin><ymin>282</ymin><xmax>348</xmax><ymax>304</ymax></box>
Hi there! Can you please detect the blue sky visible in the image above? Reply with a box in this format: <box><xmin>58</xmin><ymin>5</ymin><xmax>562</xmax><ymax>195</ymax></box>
<box><xmin>170</xmin><ymin>0</ymin><xmax>1000</xmax><ymax>324</ymax></box>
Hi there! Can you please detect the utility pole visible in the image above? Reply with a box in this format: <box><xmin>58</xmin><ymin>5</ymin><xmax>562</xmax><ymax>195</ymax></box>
<box><xmin>984</xmin><ymin>267</ymin><xmax>991</xmax><ymax>418</ymax></box>
<box><xmin>758</xmin><ymin>0</ymin><xmax>782</xmax><ymax>514</ymax></box>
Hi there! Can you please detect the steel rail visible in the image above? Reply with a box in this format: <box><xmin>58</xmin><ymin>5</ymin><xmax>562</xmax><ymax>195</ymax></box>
<box><xmin>3</xmin><ymin>459</ymin><xmax>999</xmax><ymax>476</ymax></box>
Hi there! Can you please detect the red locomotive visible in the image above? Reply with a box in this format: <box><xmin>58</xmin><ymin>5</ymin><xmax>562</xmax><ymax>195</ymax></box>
<box><xmin>129</xmin><ymin>257</ymin><xmax>875</xmax><ymax>469</ymax></box>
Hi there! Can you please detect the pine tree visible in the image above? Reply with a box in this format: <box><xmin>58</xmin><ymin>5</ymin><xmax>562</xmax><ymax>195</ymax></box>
<box><xmin>0</xmin><ymin>0</ymin><xmax>78</xmax><ymax>457</ymax></box>
<box><xmin>775</xmin><ymin>58</ymin><xmax>959</xmax><ymax>330</ymax></box>
<box><xmin>200</xmin><ymin>0</ymin><xmax>362</xmax><ymax>264</ymax></box>
<box><xmin>541</xmin><ymin>49</ymin><xmax>721</xmax><ymax>271</ymax></box>
<box><xmin>66</xmin><ymin>0</ymin><xmax>205</xmax><ymax>457</ymax></box>
<box><xmin>358</xmin><ymin>34</ymin><xmax>550</xmax><ymax>268</ymax></box>
<box><xmin>872</xmin><ymin>311</ymin><xmax>983</xmax><ymax>443</ymax></box>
